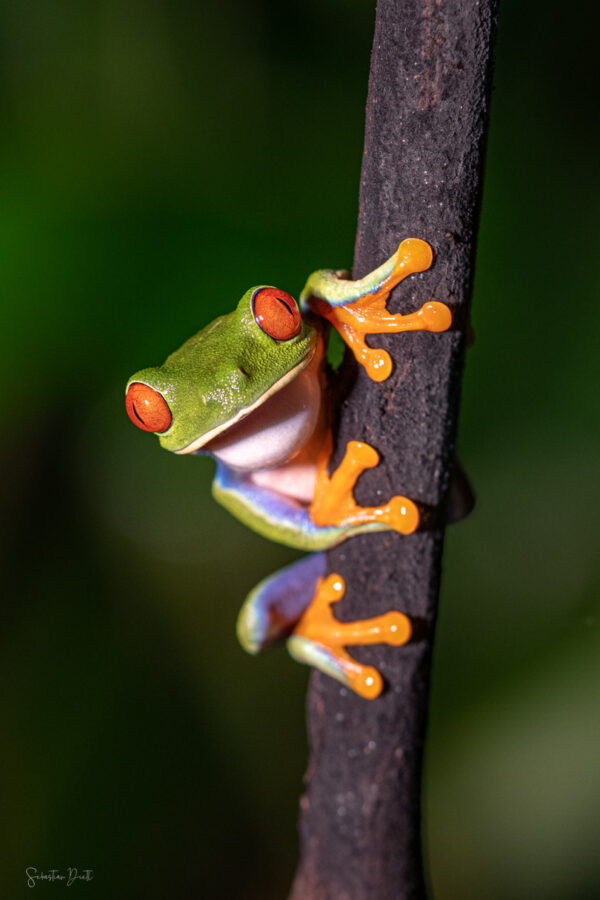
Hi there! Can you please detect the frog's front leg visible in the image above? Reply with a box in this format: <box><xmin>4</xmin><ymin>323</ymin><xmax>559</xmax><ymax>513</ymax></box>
<box><xmin>287</xmin><ymin>574</ymin><xmax>411</xmax><ymax>699</ymax></box>
<box><xmin>300</xmin><ymin>238</ymin><xmax>451</xmax><ymax>381</ymax></box>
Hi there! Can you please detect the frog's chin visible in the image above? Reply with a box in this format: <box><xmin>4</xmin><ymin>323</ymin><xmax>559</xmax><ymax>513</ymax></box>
<box><xmin>201</xmin><ymin>362</ymin><xmax>321</xmax><ymax>471</ymax></box>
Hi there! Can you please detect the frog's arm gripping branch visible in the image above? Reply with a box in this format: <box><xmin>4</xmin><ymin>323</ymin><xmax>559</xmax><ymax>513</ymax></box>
<box><xmin>300</xmin><ymin>238</ymin><xmax>452</xmax><ymax>381</ymax></box>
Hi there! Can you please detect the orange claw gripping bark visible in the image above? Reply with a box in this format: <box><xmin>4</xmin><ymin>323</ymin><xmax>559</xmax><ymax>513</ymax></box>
<box><xmin>314</xmin><ymin>238</ymin><xmax>451</xmax><ymax>381</ymax></box>
<box><xmin>293</xmin><ymin>574</ymin><xmax>412</xmax><ymax>699</ymax></box>
<box><xmin>309</xmin><ymin>437</ymin><xmax>419</xmax><ymax>535</ymax></box>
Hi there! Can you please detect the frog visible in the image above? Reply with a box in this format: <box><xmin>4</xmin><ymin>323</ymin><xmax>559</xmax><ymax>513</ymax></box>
<box><xmin>125</xmin><ymin>238</ymin><xmax>453</xmax><ymax>698</ymax></box>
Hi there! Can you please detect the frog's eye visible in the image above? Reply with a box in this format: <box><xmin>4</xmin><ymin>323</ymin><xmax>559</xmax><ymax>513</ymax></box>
<box><xmin>125</xmin><ymin>382</ymin><xmax>172</xmax><ymax>433</ymax></box>
<box><xmin>251</xmin><ymin>288</ymin><xmax>302</xmax><ymax>341</ymax></box>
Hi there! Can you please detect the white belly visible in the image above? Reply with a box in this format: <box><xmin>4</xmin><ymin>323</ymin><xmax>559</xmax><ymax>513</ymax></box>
<box><xmin>206</xmin><ymin>366</ymin><xmax>321</xmax><ymax>472</ymax></box>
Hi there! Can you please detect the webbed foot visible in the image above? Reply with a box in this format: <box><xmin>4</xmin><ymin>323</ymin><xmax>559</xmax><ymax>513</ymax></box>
<box><xmin>302</xmin><ymin>238</ymin><xmax>451</xmax><ymax>381</ymax></box>
<box><xmin>309</xmin><ymin>437</ymin><xmax>419</xmax><ymax>535</ymax></box>
<box><xmin>287</xmin><ymin>574</ymin><xmax>411</xmax><ymax>699</ymax></box>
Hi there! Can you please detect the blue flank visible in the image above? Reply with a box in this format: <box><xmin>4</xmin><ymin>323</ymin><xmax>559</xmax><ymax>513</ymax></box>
<box><xmin>237</xmin><ymin>553</ymin><xmax>326</xmax><ymax>654</ymax></box>
<box><xmin>213</xmin><ymin>461</ymin><xmax>348</xmax><ymax>550</ymax></box>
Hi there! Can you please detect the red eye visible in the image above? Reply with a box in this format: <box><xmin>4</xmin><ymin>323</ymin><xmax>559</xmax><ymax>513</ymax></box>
<box><xmin>252</xmin><ymin>288</ymin><xmax>302</xmax><ymax>341</ymax></box>
<box><xmin>125</xmin><ymin>382</ymin><xmax>172</xmax><ymax>433</ymax></box>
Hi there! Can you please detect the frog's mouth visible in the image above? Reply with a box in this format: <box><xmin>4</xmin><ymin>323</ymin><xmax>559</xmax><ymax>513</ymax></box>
<box><xmin>175</xmin><ymin>347</ymin><xmax>320</xmax><ymax>469</ymax></box>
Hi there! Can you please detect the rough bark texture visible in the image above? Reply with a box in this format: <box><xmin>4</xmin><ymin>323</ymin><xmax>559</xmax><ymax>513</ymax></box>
<box><xmin>290</xmin><ymin>2</ymin><xmax>497</xmax><ymax>899</ymax></box>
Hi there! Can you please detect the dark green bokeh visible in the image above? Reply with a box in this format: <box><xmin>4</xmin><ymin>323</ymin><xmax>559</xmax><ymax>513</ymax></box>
<box><xmin>2</xmin><ymin>2</ymin><xmax>598</xmax><ymax>898</ymax></box>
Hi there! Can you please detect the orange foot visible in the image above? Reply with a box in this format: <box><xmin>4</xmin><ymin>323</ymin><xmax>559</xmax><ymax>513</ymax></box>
<box><xmin>309</xmin><ymin>436</ymin><xmax>419</xmax><ymax>535</ymax></box>
<box><xmin>289</xmin><ymin>574</ymin><xmax>411</xmax><ymax>699</ymax></box>
<box><xmin>313</xmin><ymin>239</ymin><xmax>451</xmax><ymax>381</ymax></box>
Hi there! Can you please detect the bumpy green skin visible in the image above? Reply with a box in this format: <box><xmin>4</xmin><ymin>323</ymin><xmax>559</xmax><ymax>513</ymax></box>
<box><xmin>127</xmin><ymin>287</ymin><xmax>316</xmax><ymax>454</ymax></box>
<box><xmin>126</xmin><ymin>249</ymin><xmax>418</xmax><ymax>677</ymax></box>
<box><xmin>126</xmin><ymin>247</ymin><xmax>404</xmax><ymax>545</ymax></box>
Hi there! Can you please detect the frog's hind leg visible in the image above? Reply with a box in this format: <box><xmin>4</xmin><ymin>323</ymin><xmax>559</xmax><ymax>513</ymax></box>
<box><xmin>309</xmin><ymin>436</ymin><xmax>420</xmax><ymax>536</ymax></box>
<box><xmin>237</xmin><ymin>553</ymin><xmax>326</xmax><ymax>654</ymax></box>
<box><xmin>300</xmin><ymin>238</ymin><xmax>451</xmax><ymax>381</ymax></box>
<box><xmin>239</xmin><ymin>556</ymin><xmax>412</xmax><ymax>698</ymax></box>
<box><xmin>287</xmin><ymin>573</ymin><xmax>412</xmax><ymax>699</ymax></box>
<box><xmin>213</xmin><ymin>462</ymin><xmax>350</xmax><ymax>551</ymax></box>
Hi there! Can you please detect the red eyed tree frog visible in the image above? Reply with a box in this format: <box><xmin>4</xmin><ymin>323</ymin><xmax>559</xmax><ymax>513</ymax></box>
<box><xmin>125</xmin><ymin>239</ymin><xmax>452</xmax><ymax>698</ymax></box>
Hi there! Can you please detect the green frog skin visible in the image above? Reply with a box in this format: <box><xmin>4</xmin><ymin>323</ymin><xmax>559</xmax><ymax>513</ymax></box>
<box><xmin>125</xmin><ymin>239</ymin><xmax>455</xmax><ymax>698</ymax></box>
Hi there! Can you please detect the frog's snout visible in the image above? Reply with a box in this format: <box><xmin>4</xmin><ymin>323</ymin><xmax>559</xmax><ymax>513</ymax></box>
<box><xmin>125</xmin><ymin>382</ymin><xmax>172</xmax><ymax>433</ymax></box>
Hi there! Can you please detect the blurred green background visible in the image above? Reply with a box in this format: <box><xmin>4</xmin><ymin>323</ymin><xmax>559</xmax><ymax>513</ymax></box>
<box><xmin>1</xmin><ymin>1</ymin><xmax>598</xmax><ymax>898</ymax></box>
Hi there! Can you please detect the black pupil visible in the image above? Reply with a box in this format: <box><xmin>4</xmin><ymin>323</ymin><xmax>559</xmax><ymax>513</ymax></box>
<box><xmin>132</xmin><ymin>402</ymin><xmax>146</xmax><ymax>424</ymax></box>
<box><xmin>276</xmin><ymin>295</ymin><xmax>294</xmax><ymax>316</ymax></box>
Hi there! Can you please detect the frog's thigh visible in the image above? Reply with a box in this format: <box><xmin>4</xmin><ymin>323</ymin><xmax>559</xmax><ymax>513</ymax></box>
<box><xmin>213</xmin><ymin>463</ymin><xmax>347</xmax><ymax>551</ymax></box>
<box><xmin>237</xmin><ymin>553</ymin><xmax>326</xmax><ymax>653</ymax></box>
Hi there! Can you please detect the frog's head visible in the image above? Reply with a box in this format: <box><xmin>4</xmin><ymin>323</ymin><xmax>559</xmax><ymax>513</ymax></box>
<box><xmin>125</xmin><ymin>286</ymin><xmax>320</xmax><ymax>470</ymax></box>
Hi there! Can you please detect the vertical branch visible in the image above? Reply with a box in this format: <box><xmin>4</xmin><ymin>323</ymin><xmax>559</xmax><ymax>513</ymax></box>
<box><xmin>290</xmin><ymin>2</ymin><xmax>497</xmax><ymax>898</ymax></box>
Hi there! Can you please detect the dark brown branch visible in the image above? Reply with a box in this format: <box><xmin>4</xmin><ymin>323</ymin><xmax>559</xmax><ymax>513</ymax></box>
<box><xmin>290</xmin><ymin>2</ymin><xmax>497</xmax><ymax>898</ymax></box>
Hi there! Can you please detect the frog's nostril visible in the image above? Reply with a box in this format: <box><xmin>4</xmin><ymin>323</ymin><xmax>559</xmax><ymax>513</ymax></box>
<box><xmin>125</xmin><ymin>382</ymin><xmax>172</xmax><ymax>433</ymax></box>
